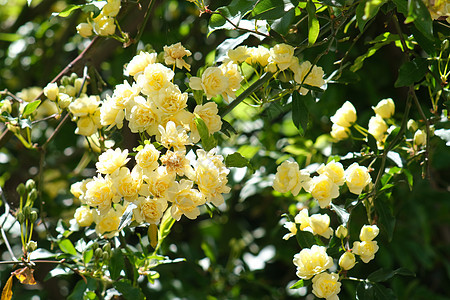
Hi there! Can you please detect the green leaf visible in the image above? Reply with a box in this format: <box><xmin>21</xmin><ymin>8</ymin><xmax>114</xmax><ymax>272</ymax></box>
<box><xmin>319</xmin><ymin>0</ymin><xmax>346</xmax><ymax>7</ymax></box>
<box><xmin>374</xmin><ymin>196</ymin><xmax>395</xmax><ymax>241</ymax></box>
<box><xmin>0</xmin><ymin>33</ymin><xmax>22</xmax><ymax>42</ymax></box>
<box><xmin>292</xmin><ymin>91</ymin><xmax>309</xmax><ymax>136</ymax></box>
<box><xmin>295</xmin><ymin>227</ymin><xmax>316</xmax><ymax>248</ymax></box>
<box><xmin>83</xmin><ymin>249</ymin><xmax>93</xmax><ymax>264</ymax></box>
<box><xmin>306</xmin><ymin>0</ymin><xmax>320</xmax><ymax>45</ymax></box>
<box><xmin>194</xmin><ymin>115</ymin><xmax>217</xmax><ymax>151</ymax></box>
<box><xmin>113</xmin><ymin>280</ymin><xmax>144</xmax><ymax>300</ymax></box>
<box><xmin>52</xmin><ymin>5</ymin><xmax>82</xmax><ymax>17</ymax></box>
<box><xmin>22</xmin><ymin>100</ymin><xmax>41</xmax><ymax>117</ymax></box>
<box><xmin>368</xmin><ymin>267</ymin><xmax>416</xmax><ymax>283</ymax></box>
<box><xmin>348</xmin><ymin>202</ymin><xmax>368</xmax><ymax>243</ymax></box>
<box><xmin>225</xmin><ymin>152</ymin><xmax>250</xmax><ymax>168</ymax></box>
<box><xmin>364</xmin><ymin>0</ymin><xmax>386</xmax><ymax>22</ymax></box>
<box><xmin>109</xmin><ymin>249</ymin><xmax>125</xmax><ymax>281</ymax></box>
<box><xmin>208</xmin><ymin>0</ymin><xmax>255</xmax><ymax>34</ymax></box>
<box><xmin>394</xmin><ymin>58</ymin><xmax>428</xmax><ymax>87</ymax></box>
<box><xmin>356</xmin><ymin>282</ymin><xmax>375</xmax><ymax>300</ymax></box>
<box><xmin>403</xmin><ymin>168</ymin><xmax>413</xmax><ymax>190</ymax></box>
<box><xmin>158</xmin><ymin>209</ymin><xmax>176</xmax><ymax>242</ymax></box>
<box><xmin>289</xmin><ymin>279</ymin><xmax>304</xmax><ymax>289</ymax></box>
<box><xmin>252</xmin><ymin>0</ymin><xmax>299</xmax><ymax>20</ymax></box>
<box><xmin>58</xmin><ymin>239</ymin><xmax>78</xmax><ymax>256</ymax></box>
<box><xmin>271</xmin><ymin>7</ymin><xmax>295</xmax><ymax>35</ymax></box>
<box><xmin>406</xmin><ymin>0</ymin><xmax>433</xmax><ymax>40</ymax></box>
<box><xmin>373</xmin><ymin>283</ymin><xmax>397</xmax><ymax>299</ymax></box>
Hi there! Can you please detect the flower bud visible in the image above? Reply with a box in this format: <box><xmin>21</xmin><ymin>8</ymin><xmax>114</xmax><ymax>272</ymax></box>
<box><xmin>372</xmin><ymin>98</ymin><xmax>395</xmax><ymax>119</ymax></box>
<box><xmin>23</xmin><ymin>206</ymin><xmax>31</xmax><ymax>219</ymax></box>
<box><xmin>43</xmin><ymin>83</ymin><xmax>59</xmax><ymax>101</ymax></box>
<box><xmin>26</xmin><ymin>241</ymin><xmax>38</xmax><ymax>253</ymax></box>
<box><xmin>336</xmin><ymin>225</ymin><xmax>348</xmax><ymax>239</ymax></box>
<box><xmin>339</xmin><ymin>251</ymin><xmax>356</xmax><ymax>270</ymax></box>
<box><xmin>28</xmin><ymin>188</ymin><xmax>37</xmax><ymax>202</ymax></box>
<box><xmin>330</xmin><ymin>101</ymin><xmax>357</xmax><ymax>128</ymax></box>
<box><xmin>407</xmin><ymin>119</ymin><xmax>418</xmax><ymax>132</ymax></box>
<box><xmin>442</xmin><ymin>39</ymin><xmax>449</xmax><ymax>51</ymax></box>
<box><xmin>102</xmin><ymin>251</ymin><xmax>110</xmax><ymax>260</ymax></box>
<box><xmin>29</xmin><ymin>210</ymin><xmax>38</xmax><ymax>223</ymax></box>
<box><xmin>16</xmin><ymin>183</ymin><xmax>26</xmax><ymax>196</ymax></box>
<box><xmin>413</xmin><ymin>129</ymin><xmax>426</xmax><ymax>146</ymax></box>
<box><xmin>69</xmin><ymin>73</ymin><xmax>78</xmax><ymax>83</ymax></box>
<box><xmin>102</xmin><ymin>243</ymin><xmax>111</xmax><ymax>254</ymax></box>
<box><xmin>16</xmin><ymin>212</ymin><xmax>25</xmax><ymax>224</ymax></box>
<box><xmin>94</xmin><ymin>248</ymin><xmax>103</xmax><ymax>259</ymax></box>
<box><xmin>61</xmin><ymin>76</ymin><xmax>70</xmax><ymax>87</ymax></box>
<box><xmin>92</xmin><ymin>242</ymin><xmax>99</xmax><ymax>251</ymax></box>
<box><xmin>25</xmin><ymin>179</ymin><xmax>36</xmax><ymax>192</ymax></box>
<box><xmin>360</xmin><ymin>225</ymin><xmax>379</xmax><ymax>241</ymax></box>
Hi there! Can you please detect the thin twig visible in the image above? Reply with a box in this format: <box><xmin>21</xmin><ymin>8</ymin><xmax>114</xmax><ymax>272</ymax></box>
<box><xmin>132</xmin><ymin>0</ymin><xmax>155</xmax><ymax>55</ymax></box>
<box><xmin>0</xmin><ymin>187</ymin><xmax>18</xmax><ymax>261</ymax></box>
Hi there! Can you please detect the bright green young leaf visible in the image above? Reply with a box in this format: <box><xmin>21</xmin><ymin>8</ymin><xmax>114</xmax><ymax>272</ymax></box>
<box><xmin>22</xmin><ymin>100</ymin><xmax>41</xmax><ymax>117</ymax></box>
<box><xmin>83</xmin><ymin>249</ymin><xmax>93</xmax><ymax>265</ymax></box>
<box><xmin>364</xmin><ymin>0</ymin><xmax>387</xmax><ymax>22</ymax></box>
<box><xmin>292</xmin><ymin>91</ymin><xmax>309</xmax><ymax>136</ymax></box>
<box><xmin>394</xmin><ymin>58</ymin><xmax>428</xmax><ymax>87</ymax></box>
<box><xmin>406</xmin><ymin>0</ymin><xmax>433</xmax><ymax>40</ymax></box>
<box><xmin>58</xmin><ymin>239</ymin><xmax>78</xmax><ymax>256</ymax></box>
<box><xmin>51</xmin><ymin>5</ymin><xmax>82</xmax><ymax>18</ymax></box>
<box><xmin>252</xmin><ymin>0</ymin><xmax>299</xmax><ymax>20</ymax></box>
<box><xmin>306</xmin><ymin>0</ymin><xmax>320</xmax><ymax>45</ymax></box>
<box><xmin>289</xmin><ymin>279</ymin><xmax>304</xmax><ymax>289</ymax></box>
<box><xmin>194</xmin><ymin>115</ymin><xmax>217</xmax><ymax>151</ymax></box>
<box><xmin>225</xmin><ymin>152</ymin><xmax>250</xmax><ymax>168</ymax></box>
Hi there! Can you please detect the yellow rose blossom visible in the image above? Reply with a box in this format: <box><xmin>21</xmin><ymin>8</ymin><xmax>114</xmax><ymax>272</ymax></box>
<box><xmin>291</xmin><ymin>60</ymin><xmax>325</xmax><ymax>95</ymax></box>
<box><xmin>293</xmin><ymin>245</ymin><xmax>333</xmax><ymax>280</ymax></box>
<box><xmin>227</xmin><ymin>46</ymin><xmax>250</xmax><ymax>63</ymax></box>
<box><xmin>70</xmin><ymin>179</ymin><xmax>91</xmax><ymax>201</ymax></box>
<box><xmin>352</xmin><ymin>240</ymin><xmax>379</xmax><ymax>263</ymax></box>
<box><xmin>294</xmin><ymin>209</ymin><xmax>311</xmax><ymax>231</ymax></box>
<box><xmin>43</xmin><ymin>82</ymin><xmax>59</xmax><ymax>101</ymax></box>
<box><xmin>84</xmin><ymin>174</ymin><xmax>119</xmax><ymax>212</ymax></box>
<box><xmin>330</xmin><ymin>101</ymin><xmax>357</xmax><ymax>128</ymax></box>
<box><xmin>135</xmin><ymin>143</ymin><xmax>160</xmax><ymax>171</ymax></box>
<box><xmin>74</xmin><ymin>206</ymin><xmax>94</xmax><ymax>227</ymax></box>
<box><xmin>92</xmin><ymin>14</ymin><xmax>116</xmax><ymax>36</ymax></box>
<box><xmin>338</xmin><ymin>252</ymin><xmax>356</xmax><ymax>270</ymax></box>
<box><xmin>76</xmin><ymin>22</ymin><xmax>93</xmax><ymax>38</ymax></box>
<box><xmin>110</xmin><ymin>167</ymin><xmax>142</xmax><ymax>202</ymax></box>
<box><xmin>94</xmin><ymin>205</ymin><xmax>126</xmax><ymax>238</ymax></box>
<box><xmin>125</xmin><ymin>51</ymin><xmax>157</xmax><ymax>78</ymax></box>
<box><xmin>160</xmin><ymin>150</ymin><xmax>194</xmax><ymax>178</ymax></box>
<box><xmin>269</xmin><ymin>43</ymin><xmax>295</xmax><ymax>71</ymax></box>
<box><xmin>113</xmin><ymin>80</ymin><xmax>141</xmax><ymax>111</ymax></box>
<box><xmin>372</xmin><ymin>98</ymin><xmax>395</xmax><ymax>119</ymax></box>
<box><xmin>330</xmin><ymin>124</ymin><xmax>350</xmax><ymax>141</ymax></box>
<box><xmin>317</xmin><ymin>160</ymin><xmax>345</xmax><ymax>186</ymax></box>
<box><xmin>294</xmin><ymin>209</ymin><xmax>333</xmax><ymax>239</ymax></box>
<box><xmin>69</xmin><ymin>95</ymin><xmax>100</xmax><ymax>117</ymax></box>
<box><xmin>153</xmin><ymin>83</ymin><xmax>188</xmax><ymax>116</ymax></box>
<box><xmin>102</xmin><ymin>0</ymin><xmax>121</xmax><ymax>17</ymax></box>
<box><xmin>283</xmin><ymin>221</ymin><xmax>298</xmax><ymax>240</ymax></box>
<box><xmin>137</xmin><ymin>63</ymin><xmax>174</xmax><ymax>96</ymax></box>
<box><xmin>100</xmin><ymin>94</ymin><xmax>125</xmax><ymax>130</ymax></box>
<box><xmin>166</xmin><ymin>179</ymin><xmax>205</xmax><ymax>221</ymax></box>
<box><xmin>96</xmin><ymin>148</ymin><xmax>130</xmax><ymax>175</ymax></box>
<box><xmin>189</xmin><ymin>66</ymin><xmax>229</xmax><ymax>100</ymax></box>
<box><xmin>344</xmin><ymin>163</ymin><xmax>371</xmax><ymax>195</ymax></box>
<box><xmin>163</xmin><ymin>42</ymin><xmax>192</xmax><ymax>71</ymax></box>
<box><xmin>133</xmin><ymin>196</ymin><xmax>168</xmax><ymax>224</ymax></box>
<box><xmin>359</xmin><ymin>224</ymin><xmax>379</xmax><ymax>241</ymax></box>
<box><xmin>219</xmin><ymin>61</ymin><xmax>243</xmax><ymax>103</ymax></box>
<box><xmin>246</xmin><ymin>45</ymin><xmax>270</xmax><ymax>66</ymax></box>
<box><xmin>273</xmin><ymin>160</ymin><xmax>310</xmax><ymax>196</ymax></box>
<box><xmin>143</xmin><ymin>166</ymin><xmax>175</xmax><ymax>198</ymax></box>
<box><xmin>75</xmin><ymin>114</ymin><xmax>100</xmax><ymax>136</ymax></box>
<box><xmin>158</xmin><ymin>121</ymin><xmax>192</xmax><ymax>151</ymax></box>
<box><xmin>368</xmin><ymin>114</ymin><xmax>388</xmax><ymax>142</ymax></box>
<box><xmin>305</xmin><ymin>175</ymin><xmax>339</xmax><ymax>208</ymax></box>
<box><xmin>311</xmin><ymin>272</ymin><xmax>341</xmax><ymax>300</ymax></box>
<box><xmin>190</xmin><ymin>102</ymin><xmax>222</xmax><ymax>143</ymax></box>
<box><xmin>127</xmin><ymin>96</ymin><xmax>160</xmax><ymax>135</ymax></box>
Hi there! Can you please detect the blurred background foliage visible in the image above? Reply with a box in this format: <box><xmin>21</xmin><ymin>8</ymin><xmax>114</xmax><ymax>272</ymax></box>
<box><xmin>0</xmin><ymin>0</ymin><xmax>450</xmax><ymax>299</ymax></box>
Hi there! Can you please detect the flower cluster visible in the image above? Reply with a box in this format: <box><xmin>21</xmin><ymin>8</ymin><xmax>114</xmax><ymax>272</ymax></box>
<box><xmin>274</xmin><ymin>160</ymin><xmax>372</xmax><ymax>208</ymax></box>
<box><xmin>76</xmin><ymin>0</ymin><xmax>121</xmax><ymax>37</ymax></box>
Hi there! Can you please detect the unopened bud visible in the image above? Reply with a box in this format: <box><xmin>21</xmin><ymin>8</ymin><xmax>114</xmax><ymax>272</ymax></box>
<box><xmin>27</xmin><ymin>241</ymin><xmax>38</xmax><ymax>253</ymax></box>
<box><xmin>407</xmin><ymin>119</ymin><xmax>418</xmax><ymax>132</ymax></box>
<box><xmin>102</xmin><ymin>243</ymin><xmax>111</xmax><ymax>254</ymax></box>
<box><xmin>30</xmin><ymin>210</ymin><xmax>38</xmax><ymax>223</ymax></box>
<box><xmin>16</xmin><ymin>212</ymin><xmax>25</xmax><ymax>224</ymax></box>
<box><xmin>28</xmin><ymin>189</ymin><xmax>37</xmax><ymax>202</ymax></box>
<box><xmin>336</xmin><ymin>225</ymin><xmax>348</xmax><ymax>239</ymax></box>
<box><xmin>94</xmin><ymin>248</ymin><xmax>103</xmax><ymax>259</ymax></box>
<box><xmin>442</xmin><ymin>39</ymin><xmax>449</xmax><ymax>51</ymax></box>
<box><xmin>61</xmin><ymin>76</ymin><xmax>70</xmax><ymax>86</ymax></box>
<box><xmin>92</xmin><ymin>242</ymin><xmax>99</xmax><ymax>251</ymax></box>
<box><xmin>70</xmin><ymin>73</ymin><xmax>78</xmax><ymax>83</ymax></box>
<box><xmin>23</xmin><ymin>206</ymin><xmax>31</xmax><ymax>219</ymax></box>
<box><xmin>339</xmin><ymin>251</ymin><xmax>356</xmax><ymax>270</ymax></box>
<box><xmin>102</xmin><ymin>251</ymin><xmax>110</xmax><ymax>260</ymax></box>
<box><xmin>25</xmin><ymin>179</ymin><xmax>36</xmax><ymax>192</ymax></box>
<box><xmin>16</xmin><ymin>183</ymin><xmax>26</xmax><ymax>196</ymax></box>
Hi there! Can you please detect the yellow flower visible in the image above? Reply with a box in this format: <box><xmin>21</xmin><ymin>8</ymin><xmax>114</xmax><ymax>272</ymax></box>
<box><xmin>189</xmin><ymin>67</ymin><xmax>229</xmax><ymax>100</ymax></box>
<box><xmin>352</xmin><ymin>240</ymin><xmax>379</xmax><ymax>263</ymax></box>
<box><xmin>100</xmin><ymin>94</ymin><xmax>125</xmax><ymax>130</ymax></box>
<box><xmin>158</xmin><ymin>121</ymin><xmax>192</xmax><ymax>151</ymax></box>
<box><xmin>92</xmin><ymin>14</ymin><xmax>116</xmax><ymax>36</ymax></box>
<box><xmin>76</xmin><ymin>22</ymin><xmax>93</xmax><ymax>38</ymax></box>
<box><xmin>344</xmin><ymin>163</ymin><xmax>371</xmax><ymax>195</ymax></box>
<box><xmin>317</xmin><ymin>160</ymin><xmax>345</xmax><ymax>186</ymax></box>
<box><xmin>127</xmin><ymin>96</ymin><xmax>160</xmax><ymax>135</ymax></box>
<box><xmin>246</xmin><ymin>46</ymin><xmax>270</xmax><ymax>66</ymax></box>
<box><xmin>135</xmin><ymin>143</ymin><xmax>160</xmax><ymax>171</ymax></box>
<box><xmin>338</xmin><ymin>252</ymin><xmax>356</xmax><ymax>270</ymax></box>
<box><xmin>96</xmin><ymin>148</ymin><xmax>130</xmax><ymax>175</ymax></box>
<box><xmin>102</xmin><ymin>0</ymin><xmax>121</xmax><ymax>17</ymax></box>
<box><xmin>94</xmin><ymin>205</ymin><xmax>126</xmax><ymax>238</ymax></box>
<box><xmin>359</xmin><ymin>224</ymin><xmax>379</xmax><ymax>241</ymax></box>
<box><xmin>74</xmin><ymin>206</ymin><xmax>94</xmax><ymax>227</ymax></box>
<box><xmin>330</xmin><ymin>124</ymin><xmax>350</xmax><ymax>141</ymax></box>
<box><xmin>166</xmin><ymin>179</ymin><xmax>205</xmax><ymax>221</ymax></box>
<box><xmin>191</xmin><ymin>102</ymin><xmax>222</xmax><ymax>143</ymax></box>
<box><xmin>269</xmin><ymin>43</ymin><xmax>295</xmax><ymax>71</ymax></box>
<box><xmin>137</xmin><ymin>63</ymin><xmax>174</xmax><ymax>96</ymax></box>
<box><xmin>154</xmin><ymin>83</ymin><xmax>188</xmax><ymax>116</ymax></box>
<box><xmin>133</xmin><ymin>196</ymin><xmax>168</xmax><ymax>224</ymax></box>
<box><xmin>330</xmin><ymin>101</ymin><xmax>357</xmax><ymax>128</ymax></box>
<box><xmin>219</xmin><ymin>61</ymin><xmax>243</xmax><ymax>103</ymax></box>
<box><xmin>160</xmin><ymin>150</ymin><xmax>194</xmax><ymax>178</ymax></box>
<box><xmin>84</xmin><ymin>175</ymin><xmax>119</xmax><ymax>212</ymax></box>
<box><xmin>294</xmin><ymin>209</ymin><xmax>332</xmax><ymax>239</ymax></box>
<box><xmin>126</xmin><ymin>51</ymin><xmax>157</xmax><ymax>78</ymax></box>
<box><xmin>76</xmin><ymin>115</ymin><xmax>100</xmax><ymax>136</ymax></box>
<box><xmin>69</xmin><ymin>95</ymin><xmax>100</xmax><ymax>117</ymax></box>
<box><xmin>143</xmin><ymin>166</ymin><xmax>175</xmax><ymax>198</ymax></box>
<box><xmin>368</xmin><ymin>114</ymin><xmax>388</xmax><ymax>142</ymax></box>
<box><xmin>311</xmin><ymin>272</ymin><xmax>341</xmax><ymax>300</ymax></box>
<box><xmin>291</xmin><ymin>60</ymin><xmax>325</xmax><ymax>95</ymax></box>
<box><xmin>305</xmin><ymin>175</ymin><xmax>339</xmax><ymax>208</ymax></box>
<box><xmin>372</xmin><ymin>98</ymin><xmax>395</xmax><ymax>119</ymax></box>
<box><xmin>227</xmin><ymin>46</ymin><xmax>250</xmax><ymax>63</ymax></box>
<box><xmin>413</xmin><ymin>129</ymin><xmax>426</xmax><ymax>146</ymax></box>
<box><xmin>273</xmin><ymin>160</ymin><xmax>310</xmax><ymax>196</ymax></box>
<box><xmin>163</xmin><ymin>42</ymin><xmax>192</xmax><ymax>71</ymax></box>
<box><xmin>335</xmin><ymin>225</ymin><xmax>348</xmax><ymax>239</ymax></box>
<box><xmin>110</xmin><ymin>167</ymin><xmax>142</xmax><ymax>202</ymax></box>
<box><xmin>293</xmin><ymin>245</ymin><xmax>333</xmax><ymax>280</ymax></box>
<box><xmin>43</xmin><ymin>83</ymin><xmax>59</xmax><ymax>101</ymax></box>
<box><xmin>283</xmin><ymin>221</ymin><xmax>297</xmax><ymax>240</ymax></box>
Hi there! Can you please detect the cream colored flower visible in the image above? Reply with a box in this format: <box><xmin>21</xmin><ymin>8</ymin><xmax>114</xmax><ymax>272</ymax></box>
<box><xmin>92</xmin><ymin>14</ymin><xmax>116</xmax><ymax>36</ymax></box>
<box><xmin>166</xmin><ymin>179</ymin><xmax>205</xmax><ymax>221</ymax></box>
<box><xmin>110</xmin><ymin>167</ymin><xmax>142</xmax><ymax>202</ymax></box>
<box><xmin>273</xmin><ymin>160</ymin><xmax>310</xmax><ymax>196</ymax></box>
<box><xmin>227</xmin><ymin>46</ymin><xmax>250</xmax><ymax>63</ymax></box>
<box><xmin>373</xmin><ymin>98</ymin><xmax>395</xmax><ymax>119</ymax></box>
<box><xmin>102</xmin><ymin>0</ymin><xmax>121</xmax><ymax>17</ymax></box>
<box><xmin>330</xmin><ymin>101</ymin><xmax>357</xmax><ymax>128</ymax></box>
<box><xmin>144</xmin><ymin>166</ymin><xmax>175</xmax><ymax>198</ymax></box>
<box><xmin>137</xmin><ymin>63</ymin><xmax>174</xmax><ymax>96</ymax></box>
<box><xmin>220</xmin><ymin>61</ymin><xmax>243</xmax><ymax>103</ymax></box>
<box><xmin>0</xmin><ymin>99</ymin><xmax>12</xmax><ymax>114</ymax></box>
<box><xmin>191</xmin><ymin>102</ymin><xmax>222</xmax><ymax>143</ymax></box>
<box><xmin>330</xmin><ymin>124</ymin><xmax>350</xmax><ymax>141</ymax></box>
<box><xmin>246</xmin><ymin>46</ymin><xmax>270</xmax><ymax>66</ymax></box>
<box><xmin>360</xmin><ymin>225</ymin><xmax>379</xmax><ymax>241</ymax></box>
<box><xmin>100</xmin><ymin>94</ymin><xmax>125</xmax><ymax>130</ymax></box>
<box><xmin>94</xmin><ymin>205</ymin><xmax>126</xmax><ymax>238</ymax></box>
<box><xmin>113</xmin><ymin>81</ymin><xmax>141</xmax><ymax>111</ymax></box>
<box><xmin>84</xmin><ymin>174</ymin><xmax>119</xmax><ymax>212</ymax></box>
<box><xmin>269</xmin><ymin>43</ymin><xmax>295</xmax><ymax>71</ymax></box>
<box><xmin>135</xmin><ymin>143</ymin><xmax>160</xmax><ymax>171</ymax></box>
<box><xmin>292</xmin><ymin>60</ymin><xmax>325</xmax><ymax>95</ymax></box>
<box><xmin>311</xmin><ymin>272</ymin><xmax>341</xmax><ymax>300</ymax></box>
<box><xmin>96</xmin><ymin>148</ymin><xmax>130</xmax><ymax>175</ymax></box>
<box><xmin>76</xmin><ymin>22</ymin><xmax>93</xmax><ymax>38</ymax></box>
<box><xmin>189</xmin><ymin>67</ymin><xmax>229</xmax><ymax>100</ymax></box>
<box><xmin>70</xmin><ymin>179</ymin><xmax>91</xmax><ymax>200</ymax></box>
<box><xmin>352</xmin><ymin>240</ymin><xmax>379</xmax><ymax>263</ymax></box>
<box><xmin>153</xmin><ymin>83</ymin><xmax>188</xmax><ymax>116</ymax></box>
<box><xmin>368</xmin><ymin>114</ymin><xmax>388</xmax><ymax>142</ymax></box>
<box><xmin>160</xmin><ymin>150</ymin><xmax>194</xmax><ymax>178</ymax></box>
<box><xmin>74</xmin><ymin>206</ymin><xmax>94</xmax><ymax>227</ymax></box>
<box><xmin>126</xmin><ymin>52</ymin><xmax>157</xmax><ymax>78</ymax></box>
<box><xmin>335</xmin><ymin>225</ymin><xmax>348</xmax><ymax>239</ymax></box>
<box><xmin>69</xmin><ymin>95</ymin><xmax>100</xmax><ymax>117</ymax></box>
<box><xmin>413</xmin><ymin>129</ymin><xmax>426</xmax><ymax>146</ymax></box>
<box><xmin>133</xmin><ymin>196</ymin><xmax>168</xmax><ymax>224</ymax></box>
<box><xmin>163</xmin><ymin>42</ymin><xmax>192</xmax><ymax>71</ymax></box>
<box><xmin>293</xmin><ymin>245</ymin><xmax>333</xmax><ymax>280</ymax></box>
<box><xmin>305</xmin><ymin>175</ymin><xmax>339</xmax><ymax>208</ymax></box>
<box><xmin>317</xmin><ymin>160</ymin><xmax>345</xmax><ymax>186</ymax></box>
<box><xmin>283</xmin><ymin>221</ymin><xmax>297</xmax><ymax>240</ymax></box>
<box><xmin>310</xmin><ymin>213</ymin><xmax>333</xmax><ymax>239</ymax></box>
<box><xmin>158</xmin><ymin>121</ymin><xmax>192</xmax><ymax>151</ymax></box>
<box><xmin>294</xmin><ymin>209</ymin><xmax>311</xmax><ymax>230</ymax></box>
<box><xmin>76</xmin><ymin>114</ymin><xmax>100</xmax><ymax>136</ymax></box>
<box><xmin>58</xmin><ymin>93</ymin><xmax>72</xmax><ymax>110</ymax></box>
<box><xmin>345</xmin><ymin>163</ymin><xmax>371</xmax><ymax>195</ymax></box>
<box><xmin>127</xmin><ymin>96</ymin><xmax>160</xmax><ymax>135</ymax></box>
<box><xmin>339</xmin><ymin>252</ymin><xmax>356</xmax><ymax>270</ymax></box>
<box><xmin>43</xmin><ymin>83</ymin><xmax>59</xmax><ymax>101</ymax></box>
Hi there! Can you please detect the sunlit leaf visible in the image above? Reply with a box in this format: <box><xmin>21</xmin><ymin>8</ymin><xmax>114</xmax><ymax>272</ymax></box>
<box><xmin>1</xmin><ymin>275</ymin><xmax>13</xmax><ymax>300</ymax></box>
<box><xmin>306</xmin><ymin>0</ymin><xmax>320</xmax><ymax>45</ymax></box>
<box><xmin>58</xmin><ymin>239</ymin><xmax>78</xmax><ymax>256</ymax></box>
